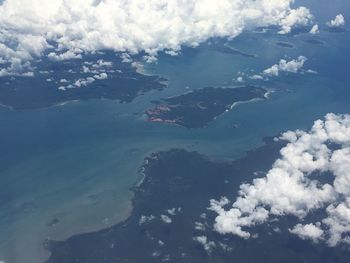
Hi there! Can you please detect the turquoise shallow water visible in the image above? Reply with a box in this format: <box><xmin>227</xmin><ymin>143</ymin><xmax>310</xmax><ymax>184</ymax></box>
<box><xmin>1</xmin><ymin>1</ymin><xmax>350</xmax><ymax>262</ymax></box>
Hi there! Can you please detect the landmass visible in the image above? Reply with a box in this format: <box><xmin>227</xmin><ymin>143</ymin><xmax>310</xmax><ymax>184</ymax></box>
<box><xmin>276</xmin><ymin>42</ymin><xmax>294</xmax><ymax>48</ymax></box>
<box><xmin>46</xmin><ymin>138</ymin><xmax>350</xmax><ymax>263</ymax></box>
<box><xmin>0</xmin><ymin>53</ymin><xmax>166</xmax><ymax>110</ymax></box>
<box><xmin>304</xmin><ymin>39</ymin><xmax>325</xmax><ymax>45</ymax></box>
<box><xmin>146</xmin><ymin>86</ymin><xmax>267</xmax><ymax>128</ymax></box>
<box><xmin>210</xmin><ymin>43</ymin><xmax>257</xmax><ymax>58</ymax></box>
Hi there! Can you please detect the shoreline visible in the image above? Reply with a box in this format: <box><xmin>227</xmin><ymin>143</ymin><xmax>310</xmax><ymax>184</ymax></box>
<box><xmin>147</xmin><ymin>86</ymin><xmax>268</xmax><ymax>128</ymax></box>
<box><xmin>45</xmin><ymin>137</ymin><xmax>287</xmax><ymax>262</ymax></box>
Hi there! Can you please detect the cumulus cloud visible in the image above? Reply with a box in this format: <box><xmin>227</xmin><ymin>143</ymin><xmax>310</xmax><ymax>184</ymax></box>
<box><xmin>309</xmin><ymin>24</ymin><xmax>319</xmax><ymax>34</ymax></box>
<box><xmin>139</xmin><ymin>214</ymin><xmax>156</xmax><ymax>225</ymax></box>
<box><xmin>327</xmin><ymin>14</ymin><xmax>346</xmax><ymax>28</ymax></box>
<box><xmin>289</xmin><ymin>223</ymin><xmax>324</xmax><ymax>243</ymax></box>
<box><xmin>210</xmin><ymin>113</ymin><xmax>350</xmax><ymax>247</ymax></box>
<box><xmin>263</xmin><ymin>56</ymin><xmax>307</xmax><ymax>76</ymax></box>
<box><xmin>82</xmin><ymin>59</ymin><xmax>113</xmax><ymax>74</ymax></box>
<box><xmin>160</xmin><ymin>214</ymin><xmax>172</xmax><ymax>224</ymax></box>
<box><xmin>278</xmin><ymin>7</ymin><xmax>313</xmax><ymax>34</ymax></box>
<box><xmin>0</xmin><ymin>0</ymin><xmax>312</xmax><ymax>75</ymax></box>
<box><xmin>0</xmin><ymin>57</ymin><xmax>33</xmax><ymax>77</ymax></box>
<box><xmin>195</xmin><ymin>221</ymin><xmax>206</xmax><ymax>231</ymax></box>
<box><xmin>57</xmin><ymin>59</ymin><xmax>112</xmax><ymax>90</ymax></box>
<box><xmin>48</xmin><ymin>49</ymin><xmax>82</xmax><ymax>61</ymax></box>
<box><xmin>241</xmin><ymin>56</ymin><xmax>310</xmax><ymax>80</ymax></box>
<box><xmin>93</xmin><ymin>72</ymin><xmax>108</xmax><ymax>80</ymax></box>
<box><xmin>237</xmin><ymin>76</ymin><xmax>245</xmax><ymax>83</ymax></box>
<box><xmin>158</xmin><ymin>240</ymin><xmax>165</xmax><ymax>246</ymax></box>
<box><xmin>167</xmin><ymin>207</ymin><xmax>181</xmax><ymax>216</ymax></box>
<box><xmin>250</xmin><ymin>74</ymin><xmax>263</xmax><ymax>80</ymax></box>
<box><xmin>193</xmin><ymin>236</ymin><xmax>216</xmax><ymax>253</ymax></box>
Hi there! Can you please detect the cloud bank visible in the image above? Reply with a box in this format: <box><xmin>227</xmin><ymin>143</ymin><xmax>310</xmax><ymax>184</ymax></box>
<box><xmin>0</xmin><ymin>0</ymin><xmax>312</xmax><ymax>76</ymax></box>
<box><xmin>210</xmin><ymin>113</ymin><xmax>350</xmax><ymax>247</ymax></box>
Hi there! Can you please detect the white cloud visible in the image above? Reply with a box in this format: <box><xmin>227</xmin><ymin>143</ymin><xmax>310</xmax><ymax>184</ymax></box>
<box><xmin>0</xmin><ymin>57</ymin><xmax>34</xmax><ymax>77</ymax></box>
<box><xmin>61</xmin><ymin>74</ymin><xmax>104</xmax><ymax>89</ymax></box>
<box><xmin>210</xmin><ymin>113</ymin><xmax>350</xmax><ymax>247</ymax></box>
<box><xmin>57</xmin><ymin>58</ymin><xmax>111</xmax><ymax>90</ymax></box>
<box><xmin>236</xmin><ymin>76</ymin><xmax>244</xmax><ymax>83</ymax></box>
<box><xmin>160</xmin><ymin>214</ymin><xmax>172</xmax><ymax>224</ymax></box>
<box><xmin>195</xmin><ymin>222</ymin><xmax>206</xmax><ymax>231</ymax></box>
<box><xmin>263</xmin><ymin>56</ymin><xmax>307</xmax><ymax>76</ymax></box>
<box><xmin>91</xmin><ymin>59</ymin><xmax>113</xmax><ymax>69</ymax></box>
<box><xmin>143</xmin><ymin>55</ymin><xmax>158</xmax><ymax>64</ymax></box>
<box><xmin>278</xmin><ymin>7</ymin><xmax>313</xmax><ymax>34</ymax></box>
<box><xmin>139</xmin><ymin>214</ymin><xmax>156</xmax><ymax>225</ymax></box>
<box><xmin>158</xmin><ymin>240</ymin><xmax>164</xmax><ymax>246</ymax></box>
<box><xmin>193</xmin><ymin>236</ymin><xmax>216</xmax><ymax>253</ymax></box>
<box><xmin>327</xmin><ymin>14</ymin><xmax>346</xmax><ymax>28</ymax></box>
<box><xmin>0</xmin><ymin>0</ymin><xmax>312</xmax><ymax>75</ymax></box>
<box><xmin>165</xmin><ymin>50</ymin><xmax>180</xmax><ymax>56</ymax></box>
<box><xmin>167</xmin><ymin>208</ymin><xmax>177</xmax><ymax>216</ymax></box>
<box><xmin>263</xmin><ymin>64</ymin><xmax>279</xmax><ymax>77</ymax></box>
<box><xmin>309</xmin><ymin>24</ymin><xmax>319</xmax><ymax>34</ymax></box>
<box><xmin>74</xmin><ymin>76</ymin><xmax>95</xmax><ymax>87</ymax></box>
<box><xmin>151</xmin><ymin>250</ymin><xmax>161</xmax><ymax>258</ymax></box>
<box><xmin>250</xmin><ymin>74</ymin><xmax>263</xmax><ymax>80</ymax></box>
<box><xmin>323</xmin><ymin>198</ymin><xmax>350</xmax><ymax>246</ymax></box>
<box><xmin>289</xmin><ymin>223</ymin><xmax>324</xmax><ymax>243</ymax></box>
<box><xmin>93</xmin><ymin>72</ymin><xmax>108</xmax><ymax>80</ymax></box>
<box><xmin>81</xmin><ymin>59</ymin><xmax>112</xmax><ymax>74</ymax></box>
<box><xmin>307</xmin><ymin>69</ymin><xmax>318</xmax><ymax>74</ymax></box>
<box><xmin>120</xmin><ymin>53</ymin><xmax>132</xmax><ymax>63</ymax></box>
<box><xmin>167</xmin><ymin>207</ymin><xmax>181</xmax><ymax>216</ymax></box>
<box><xmin>48</xmin><ymin>49</ymin><xmax>82</xmax><ymax>61</ymax></box>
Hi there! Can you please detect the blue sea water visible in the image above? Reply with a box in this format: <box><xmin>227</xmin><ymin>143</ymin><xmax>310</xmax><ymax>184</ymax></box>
<box><xmin>1</xmin><ymin>1</ymin><xmax>350</xmax><ymax>262</ymax></box>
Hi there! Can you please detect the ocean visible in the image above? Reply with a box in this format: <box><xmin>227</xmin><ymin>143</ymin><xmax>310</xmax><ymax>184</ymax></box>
<box><xmin>1</xmin><ymin>0</ymin><xmax>350</xmax><ymax>261</ymax></box>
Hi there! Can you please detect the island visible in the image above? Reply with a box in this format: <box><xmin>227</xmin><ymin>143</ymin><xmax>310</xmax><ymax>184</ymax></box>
<box><xmin>304</xmin><ymin>39</ymin><xmax>325</xmax><ymax>45</ymax></box>
<box><xmin>0</xmin><ymin>53</ymin><xmax>166</xmax><ymax>110</ymax></box>
<box><xmin>146</xmin><ymin>86</ymin><xmax>267</xmax><ymax>128</ymax></box>
<box><xmin>276</xmin><ymin>42</ymin><xmax>294</xmax><ymax>48</ymax></box>
<box><xmin>210</xmin><ymin>43</ymin><xmax>257</xmax><ymax>58</ymax></box>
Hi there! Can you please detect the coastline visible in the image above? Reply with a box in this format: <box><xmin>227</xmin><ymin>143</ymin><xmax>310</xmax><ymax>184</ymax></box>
<box><xmin>146</xmin><ymin>86</ymin><xmax>267</xmax><ymax>129</ymax></box>
<box><xmin>45</xmin><ymin>134</ymin><xmax>350</xmax><ymax>263</ymax></box>
<box><xmin>45</xmin><ymin>137</ymin><xmax>286</xmax><ymax>262</ymax></box>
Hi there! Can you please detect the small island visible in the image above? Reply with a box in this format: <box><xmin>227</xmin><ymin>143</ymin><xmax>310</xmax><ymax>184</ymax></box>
<box><xmin>276</xmin><ymin>42</ymin><xmax>294</xmax><ymax>48</ymax></box>
<box><xmin>146</xmin><ymin>86</ymin><xmax>267</xmax><ymax>128</ymax></box>
<box><xmin>210</xmin><ymin>43</ymin><xmax>257</xmax><ymax>58</ymax></box>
